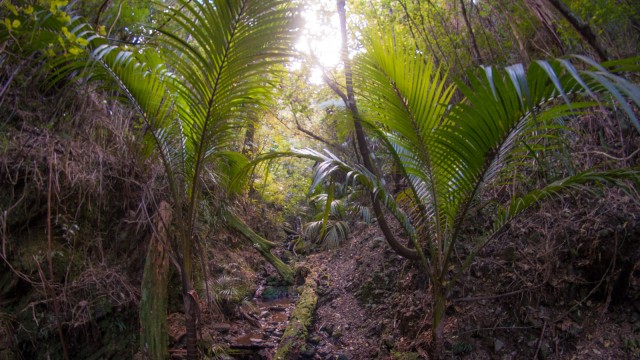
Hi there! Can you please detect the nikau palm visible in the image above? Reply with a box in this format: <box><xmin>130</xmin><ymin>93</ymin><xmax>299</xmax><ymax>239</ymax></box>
<box><xmin>14</xmin><ymin>2</ymin><xmax>296</xmax><ymax>357</ymax></box>
<box><xmin>82</xmin><ymin>1</ymin><xmax>296</xmax><ymax>358</ymax></box>
<box><xmin>285</xmin><ymin>36</ymin><xmax>640</xmax><ymax>349</ymax></box>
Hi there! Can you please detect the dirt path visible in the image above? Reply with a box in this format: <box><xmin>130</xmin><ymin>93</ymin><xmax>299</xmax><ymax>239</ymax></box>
<box><xmin>304</xmin><ymin>223</ymin><xmax>396</xmax><ymax>359</ymax></box>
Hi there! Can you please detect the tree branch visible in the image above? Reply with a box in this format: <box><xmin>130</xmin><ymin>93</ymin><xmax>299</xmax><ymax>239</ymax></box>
<box><xmin>546</xmin><ymin>0</ymin><xmax>609</xmax><ymax>61</ymax></box>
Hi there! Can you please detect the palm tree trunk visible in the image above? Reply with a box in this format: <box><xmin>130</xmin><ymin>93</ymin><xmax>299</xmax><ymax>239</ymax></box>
<box><xmin>431</xmin><ymin>278</ymin><xmax>447</xmax><ymax>358</ymax></box>
<box><xmin>179</xmin><ymin>215</ymin><xmax>199</xmax><ymax>360</ymax></box>
<box><xmin>140</xmin><ymin>201</ymin><xmax>172</xmax><ymax>360</ymax></box>
<box><xmin>183</xmin><ymin>288</ymin><xmax>199</xmax><ymax>360</ymax></box>
<box><xmin>242</xmin><ymin>122</ymin><xmax>255</xmax><ymax>157</ymax></box>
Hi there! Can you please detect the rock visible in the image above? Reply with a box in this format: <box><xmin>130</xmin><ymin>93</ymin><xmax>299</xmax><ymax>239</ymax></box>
<box><xmin>281</xmin><ymin>250</ymin><xmax>293</xmax><ymax>263</ymax></box>
<box><xmin>598</xmin><ymin>228</ymin><xmax>613</xmax><ymax>238</ymax></box>
<box><xmin>262</xmin><ymin>286</ymin><xmax>290</xmax><ymax>300</ymax></box>
<box><xmin>250</xmin><ymin>337</ymin><xmax>263</xmax><ymax>343</ymax></box>
<box><xmin>494</xmin><ymin>339</ymin><xmax>505</xmax><ymax>352</ymax></box>
<box><xmin>369</xmin><ymin>237</ymin><xmax>385</xmax><ymax>249</ymax></box>
<box><xmin>200</xmin><ymin>332</ymin><xmax>215</xmax><ymax>349</ymax></box>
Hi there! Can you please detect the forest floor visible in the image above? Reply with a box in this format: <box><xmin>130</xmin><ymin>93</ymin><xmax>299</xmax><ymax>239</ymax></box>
<box><xmin>188</xmin><ymin>188</ymin><xmax>640</xmax><ymax>359</ymax></box>
<box><xmin>296</xmin><ymin>190</ymin><xmax>640</xmax><ymax>360</ymax></box>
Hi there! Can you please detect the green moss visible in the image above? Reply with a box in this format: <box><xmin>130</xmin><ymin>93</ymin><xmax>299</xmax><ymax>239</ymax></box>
<box><xmin>274</xmin><ymin>269</ymin><xmax>318</xmax><ymax>360</ymax></box>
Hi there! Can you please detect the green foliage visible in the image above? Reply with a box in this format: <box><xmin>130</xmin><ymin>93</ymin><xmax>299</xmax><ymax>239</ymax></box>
<box><xmin>19</xmin><ymin>1</ymin><xmax>299</xmax><ymax>358</ymax></box>
<box><xmin>74</xmin><ymin>0</ymin><xmax>153</xmax><ymax>39</ymax></box>
<box><xmin>287</xmin><ymin>33</ymin><xmax>640</xmax><ymax>341</ymax></box>
<box><xmin>1</xmin><ymin>1</ymin><xmax>93</xmax><ymax>60</ymax></box>
<box><xmin>302</xmin><ymin>180</ymin><xmax>372</xmax><ymax>249</ymax></box>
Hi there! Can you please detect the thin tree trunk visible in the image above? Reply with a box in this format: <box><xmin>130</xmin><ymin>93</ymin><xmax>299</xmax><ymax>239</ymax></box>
<box><xmin>421</xmin><ymin>0</ymin><xmax>466</xmax><ymax>69</ymax></box>
<box><xmin>459</xmin><ymin>0</ymin><xmax>482</xmax><ymax>64</ymax></box>
<box><xmin>525</xmin><ymin>0</ymin><xmax>566</xmax><ymax>54</ymax></box>
<box><xmin>140</xmin><ymin>201</ymin><xmax>172</xmax><ymax>360</ymax></box>
<box><xmin>546</xmin><ymin>0</ymin><xmax>609</xmax><ymax>61</ymax></box>
<box><xmin>178</xmin><ymin>216</ymin><xmax>199</xmax><ymax>360</ymax></box>
<box><xmin>431</xmin><ymin>277</ymin><xmax>447</xmax><ymax>358</ymax></box>
<box><xmin>292</xmin><ymin>111</ymin><xmax>342</xmax><ymax>152</ymax></box>
<box><xmin>183</xmin><ymin>286</ymin><xmax>199</xmax><ymax>360</ymax></box>
<box><xmin>494</xmin><ymin>1</ymin><xmax>530</xmax><ymax>64</ymax></box>
<box><xmin>398</xmin><ymin>0</ymin><xmax>441</xmax><ymax>66</ymax></box>
<box><xmin>242</xmin><ymin>122</ymin><xmax>255</xmax><ymax>157</ymax></box>
<box><xmin>335</xmin><ymin>0</ymin><xmax>421</xmax><ymax>262</ymax></box>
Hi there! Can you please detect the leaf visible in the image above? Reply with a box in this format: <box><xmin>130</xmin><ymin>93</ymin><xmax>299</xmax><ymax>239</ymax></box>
<box><xmin>319</xmin><ymin>181</ymin><xmax>335</xmax><ymax>241</ymax></box>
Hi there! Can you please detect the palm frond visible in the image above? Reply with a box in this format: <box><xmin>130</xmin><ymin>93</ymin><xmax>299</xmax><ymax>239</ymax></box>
<box><xmin>157</xmin><ymin>0</ymin><xmax>296</xmax><ymax>197</ymax></box>
<box><xmin>494</xmin><ymin>168</ymin><xmax>640</xmax><ymax>235</ymax></box>
<box><xmin>436</xmin><ymin>57</ymin><xmax>640</xmax><ymax>265</ymax></box>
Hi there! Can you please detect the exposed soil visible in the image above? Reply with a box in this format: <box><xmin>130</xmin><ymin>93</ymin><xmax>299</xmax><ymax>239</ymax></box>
<box><xmin>294</xmin><ymin>189</ymin><xmax>640</xmax><ymax>359</ymax></box>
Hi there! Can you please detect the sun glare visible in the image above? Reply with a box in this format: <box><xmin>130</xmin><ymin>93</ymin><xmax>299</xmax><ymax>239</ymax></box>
<box><xmin>295</xmin><ymin>1</ymin><xmax>342</xmax><ymax>84</ymax></box>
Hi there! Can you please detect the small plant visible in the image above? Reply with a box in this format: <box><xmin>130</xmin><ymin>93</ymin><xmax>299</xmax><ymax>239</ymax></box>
<box><xmin>211</xmin><ymin>275</ymin><xmax>243</xmax><ymax>304</ymax></box>
<box><xmin>303</xmin><ymin>182</ymin><xmax>372</xmax><ymax>249</ymax></box>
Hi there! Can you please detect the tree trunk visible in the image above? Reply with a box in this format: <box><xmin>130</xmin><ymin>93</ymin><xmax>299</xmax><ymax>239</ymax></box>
<box><xmin>430</xmin><ymin>279</ymin><xmax>448</xmax><ymax>359</ymax></box>
<box><xmin>335</xmin><ymin>0</ymin><xmax>422</xmax><ymax>262</ymax></box>
<box><xmin>140</xmin><ymin>201</ymin><xmax>172</xmax><ymax>360</ymax></box>
<box><xmin>459</xmin><ymin>0</ymin><xmax>482</xmax><ymax>64</ymax></box>
<box><xmin>183</xmin><ymin>287</ymin><xmax>200</xmax><ymax>360</ymax></box>
<box><xmin>225</xmin><ymin>211</ymin><xmax>295</xmax><ymax>284</ymax></box>
<box><xmin>274</xmin><ymin>268</ymin><xmax>318</xmax><ymax>358</ymax></box>
<box><xmin>546</xmin><ymin>0</ymin><xmax>609</xmax><ymax>61</ymax></box>
<box><xmin>242</xmin><ymin>122</ymin><xmax>255</xmax><ymax>157</ymax></box>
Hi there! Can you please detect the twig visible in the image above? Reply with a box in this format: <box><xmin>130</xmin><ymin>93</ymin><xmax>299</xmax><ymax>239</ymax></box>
<box><xmin>453</xmin><ymin>284</ymin><xmax>544</xmax><ymax>303</ymax></box>
<box><xmin>532</xmin><ymin>320</ymin><xmax>547</xmax><ymax>360</ymax></box>
<box><xmin>457</xmin><ymin>325</ymin><xmax>535</xmax><ymax>336</ymax></box>
<box><xmin>106</xmin><ymin>0</ymin><xmax>124</xmax><ymax>39</ymax></box>
<box><xmin>577</xmin><ymin>149</ymin><xmax>640</xmax><ymax>161</ymax></box>
<box><xmin>47</xmin><ymin>152</ymin><xmax>70</xmax><ymax>360</ymax></box>
<box><xmin>601</xmin><ymin>233</ymin><xmax>618</xmax><ymax>313</ymax></box>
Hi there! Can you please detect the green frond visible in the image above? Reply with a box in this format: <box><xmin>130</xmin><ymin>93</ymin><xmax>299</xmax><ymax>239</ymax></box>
<box><xmin>440</xmin><ymin>57</ymin><xmax>640</xmax><ymax>241</ymax></box>
<box><xmin>303</xmin><ymin>219</ymin><xmax>350</xmax><ymax>250</ymax></box>
<box><xmin>494</xmin><ymin>168</ymin><xmax>640</xmax><ymax>234</ymax></box>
